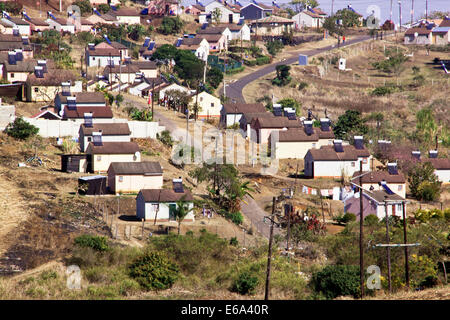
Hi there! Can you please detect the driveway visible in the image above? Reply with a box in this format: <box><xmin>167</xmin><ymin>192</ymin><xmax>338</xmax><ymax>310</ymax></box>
<box><xmin>224</xmin><ymin>34</ymin><xmax>375</xmax><ymax>103</ymax></box>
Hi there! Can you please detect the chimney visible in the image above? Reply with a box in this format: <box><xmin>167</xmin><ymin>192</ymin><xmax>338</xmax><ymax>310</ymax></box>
<box><xmin>354</xmin><ymin>136</ymin><xmax>364</xmax><ymax>150</ymax></box>
<box><xmin>429</xmin><ymin>150</ymin><xmax>438</xmax><ymax>158</ymax></box>
<box><xmin>15</xmin><ymin>49</ymin><xmax>23</xmax><ymax>61</ymax></box>
<box><xmin>92</xmin><ymin>131</ymin><xmax>103</xmax><ymax>146</ymax></box>
<box><xmin>37</xmin><ymin>60</ymin><xmax>47</xmax><ymax>73</ymax></box>
<box><xmin>303</xmin><ymin>120</ymin><xmax>313</xmax><ymax>136</ymax></box>
<box><xmin>84</xmin><ymin>112</ymin><xmax>93</xmax><ymax>128</ymax></box>
<box><xmin>22</xmin><ymin>36</ymin><xmax>29</xmax><ymax>45</ymax></box>
<box><xmin>8</xmin><ymin>51</ymin><xmax>16</xmax><ymax>65</ymax></box>
<box><xmin>34</xmin><ymin>66</ymin><xmax>44</xmax><ymax>78</ymax></box>
<box><xmin>61</xmin><ymin>82</ymin><xmax>71</xmax><ymax>96</ymax></box>
<box><xmin>67</xmin><ymin>96</ymin><xmax>77</xmax><ymax>109</ymax></box>
<box><xmin>387</xmin><ymin>162</ymin><xmax>398</xmax><ymax>175</ymax></box>
<box><xmin>411</xmin><ymin>150</ymin><xmax>421</xmax><ymax>160</ymax></box>
<box><xmin>320</xmin><ymin>118</ymin><xmax>330</xmax><ymax>131</ymax></box>
<box><xmin>333</xmin><ymin>139</ymin><xmax>343</xmax><ymax>152</ymax></box>
<box><xmin>173</xmin><ymin>177</ymin><xmax>184</xmax><ymax>193</ymax></box>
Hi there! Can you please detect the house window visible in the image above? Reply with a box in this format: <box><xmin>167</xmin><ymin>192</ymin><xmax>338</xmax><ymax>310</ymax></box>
<box><xmin>10</xmin><ymin>73</ymin><xmax>14</xmax><ymax>78</ymax></box>
<box><xmin>133</xmin><ymin>155</ymin><xmax>137</xmax><ymax>161</ymax></box>
<box><xmin>351</xmin><ymin>162</ymin><xmax>355</xmax><ymax>167</ymax></box>
<box><xmin>87</xmin><ymin>137</ymin><xmax>92</xmax><ymax>142</ymax></box>
<box><xmin>200</xmin><ymin>97</ymin><xmax>203</xmax><ymax>102</ymax></box>
<box><xmin>312</xmin><ymin>143</ymin><xmax>316</xmax><ymax>148</ymax></box>
<box><xmin>119</xmin><ymin>176</ymin><xmax>123</xmax><ymax>182</ymax></box>
<box><xmin>34</xmin><ymin>87</ymin><xmax>38</xmax><ymax>92</ymax></box>
<box><xmin>92</xmin><ymin>57</ymin><xmax>95</xmax><ymax>60</ymax></box>
<box><xmin>397</xmin><ymin>204</ymin><xmax>403</xmax><ymax>212</ymax></box>
<box><xmin>97</xmin><ymin>155</ymin><xmax>101</xmax><ymax>161</ymax></box>
<box><xmin>362</xmin><ymin>158</ymin><xmax>368</xmax><ymax>164</ymax></box>
<box><xmin>398</xmin><ymin>185</ymin><xmax>403</xmax><ymax>191</ymax></box>
<box><xmin>211</xmin><ymin>102</ymin><xmax>214</xmax><ymax>107</ymax></box>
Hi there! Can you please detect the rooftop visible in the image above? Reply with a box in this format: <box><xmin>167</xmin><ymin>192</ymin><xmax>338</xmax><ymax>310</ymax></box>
<box><xmin>57</xmin><ymin>92</ymin><xmax>106</xmax><ymax>104</ymax></box>
<box><xmin>62</xmin><ymin>106</ymin><xmax>113</xmax><ymax>119</ymax></box>
<box><xmin>308</xmin><ymin>145</ymin><xmax>370</xmax><ymax>161</ymax></box>
<box><xmin>87</xmin><ymin>142</ymin><xmax>140</xmax><ymax>154</ymax></box>
<box><xmin>139</xmin><ymin>188</ymin><xmax>194</xmax><ymax>202</ymax></box>
<box><xmin>109</xmin><ymin>161</ymin><xmax>162</xmax><ymax>175</ymax></box>
<box><xmin>223</xmin><ymin>103</ymin><xmax>266</xmax><ymax>114</ymax></box>
<box><xmin>80</xmin><ymin>123</ymin><xmax>130</xmax><ymax>136</ymax></box>
<box><xmin>351</xmin><ymin>170</ymin><xmax>406</xmax><ymax>184</ymax></box>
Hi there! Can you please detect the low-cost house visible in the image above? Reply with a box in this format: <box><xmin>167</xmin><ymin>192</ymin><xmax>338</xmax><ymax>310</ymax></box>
<box><xmin>108</xmin><ymin>8</ymin><xmax>141</xmax><ymax>25</ymax></box>
<box><xmin>186</xmin><ymin>4</ymin><xmax>205</xmax><ymax>15</ymax></box>
<box><xmin>148</xmin><ymin>0</ymin><xmax>179</xmax><ymax>16</ymax></box>
<box><xmin>26</xmin><ymin>17</ymin><xmax>51</xmax><ymax>33</ymax></box>
<box><xmin>136</xmin><ymin>183</ymin><xmax>195</xmax><ymax>222</ymax></box>
<box><xmin>0</xmin><ymin>51</ymin><xmax>37</xmax><ymax>82</ymax></box>
<box><xmin>344</xmin><ymin>189</ymin><xmax>406</xmax><ymax>220</ymax></box>
<box><xmin>177</xmin><ymin>37</ymin><xmax>209</xmax><ymax>61</ymax></box>
<box><xmin>304</xmin><ymin>138</ymin><xmax>372</xmax><ymax>178</ymax></box>
<box><xmin>422</xmin><ymin>151</ymin><xmax>450</xmax><ymax>184</ymax></box>
<box><xmin>250</xmin><ymin>16</ymin><xmax>294</xmax><ymax>36</ymax></box>
<box><xmin>108</xmin><ymin>161</ymin><xmax>163</xmax><ymax>194</ymax></box>
<box><xmin>132</xmin><ymin>60</ymin><xmax>158</xmax><ymax>78</ymax></box>
<box><xmin>103</xmin><ymin>64</ymin><xmax>139</xmax><ymax>84</ymax></box>
<box><xmin>271</xmin><ymin>118</ymin><xmax>335</xmax><ymax>159</ymax></box>
<box><xmin>55</xmin><ymin>91</ymin><xmax>106</xmax><ymax>114</ymax></box>
<box><xmin>85</xmin><ymin>43</ymin><xmax>121</xmax><ymax>67</ymax></box>
<box><xmin>79</xmin><ymin>123</ymin><xmax>131</xmax><ymax>152</ymax></box>
<box><xmin>204</xmin><ymin>0</ymin><xmax>240</xmax><ymax>24</ymax></box>
<box><xmin>240</xmin><ymin>2</ymin><xmax>272</xmax><ymax>20</ymax></box>
<box><xmin>0</xmin><ymin>35</ymin><xmax>33</xmax><ymax>59</ymax></box>
<box><xmin>46</xmin><ymin>16</ymin><xmax>75</xmax><ymax>34</ymax></box>
<box><xmin>189</xmin><ymin>91</ymin><xmax>222</xmax><ymax>119</ymax></box>
<box><xmin>404</xmin><ymin>27</ymin><xmax>432</xmax><ymax>45</ymax></box>
<box><xmin>0</xmin><ymin>17</ymin><xmax>31</xmax><ymax>35</ymax></box>
<box><xmin>61</xmin><ymin>106</ymin><xmax>113</xmax><ymax>122</ymax></box>
<box><xmin>293</xmin><ymin>9</ymin><xmax>327</xmax><ymax>29</ymax></box>
<box><xmin>195</xmin><ymin>33</ymin><xmax>226</xmax><ymax>52</ymax></box>
<box><xmin>87</xmin><ymin>11</ymin><xmax>118</xmax><ymax>25</ymax></box>
<box><xmin>250</xmin><ymin>116</ymin><xmax>301</xmax><ymax>144</ymax></box>
<box><xmin>351</xmin><ymin>163</ymin><xmax>407</xmax><ymax>198</ymax></box>
<box><xmin>197</xmin><ymin>26</ymin><xmax>232</xmax><ymax>43</ymax></box>
<box><xmin>220</xmin><ymin>103</ymin><xmax>267</xmax><ymax>128</ymax></box>
<box><xmin>216</xmin><ymin>23</ymin><xmax>251</xmax><ymax>41</ymax></box>
<box><xmin>159</xmin><ymin>83</ymin><xmax>192</xmax><ymax>100</ymax></box>
<box><xmin>86</xmin><ymin>141</ymin><xmax>141</xmax><ymax>173</ymax></box>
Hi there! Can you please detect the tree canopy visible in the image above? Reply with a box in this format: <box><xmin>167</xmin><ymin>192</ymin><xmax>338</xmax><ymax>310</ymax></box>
<box><xmin>333</xmin><ymin>110</ymin><xmax>368</xmax><ymax>140</ymax></box>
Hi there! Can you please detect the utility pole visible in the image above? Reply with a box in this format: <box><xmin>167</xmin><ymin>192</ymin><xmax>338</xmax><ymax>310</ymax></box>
<box><xmin>402</xmin><ymin>202</ymin><xmax>410</xmax><ymax>288</ymax></box>
<box><xmin>390</xmin><ymin>0</ymin><xmax>393</xmax><ymax>21</ymax></box>
<box><xmin>264</xmin><ymin>196</ymin><xmax>277</xmax><ymax>301</ymax></box>
<box><xmin>331</xmin><ymin>0</ymin><xmax>334</xmax><ymax>15</ymax></box>
<box><xmin>425</xmin><ymin>0</ymin><xmax>428</xmax><ymax>22</ymax></box>
<box><xmin>384</xmin><ymin>198</ymin><xmax>392</xmax><ymax>293</ymax></box>
<box><xmin>285</xmin><ymin>203</ymin><xmax>291</xmax><ymax>251</ymax></box>
<box><xmin>151</xmin><ymin>80</ymin><xmax>155</xmax><ymax>117</ymax></box>
<box><xmin>109</xmin><ymin>53</ymin><xmax>113</xmax><ymax>91</ymax></box>
<box><xmin>359</xmin><ymin>161</ymin><xmax>364</xmax><ymax>298</ymax></box>
<box><xmin>398</xmin><ymin>1</ymin><xmax>402</xmax><ymax>32</ymax></box>
<box><xmin>410</xmin><ymin>0</ymin><xmax>414</xmax><ymax>25</ymax></box>
<box><xmin>60</xmin><ymin>0</ymin><xmax>62</xmax><ymax>12</ymax></box>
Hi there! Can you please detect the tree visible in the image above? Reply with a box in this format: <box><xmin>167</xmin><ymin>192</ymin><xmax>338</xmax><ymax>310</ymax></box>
<box><xmin>333</xmin><ymin>110</ymin><xmax>368</xmax><ymax>140</ymax></box>
<box><xmin>151</xmin><ymin>44</ymin><xmax>178</xmax><ymax>62</ymax></box>
<box><xmin>290</xmin><ymin>0</ymin><xmax>318</xmax><ymax>12</ymax></box>
<box><xmin>165</xmin><ymin>89</ymin><xmax>191</xmax><ymax>113</ymax></box>
<box><xmin>223</xmin><ymin>180</ymin><xmax>254</xmax><ymax>213</ymax></box>
<box><xmin>311</xmin><ymin>265</ymin><xmax>361</xmax><ymax>299</ymax></box>
<box><xmin>278</xmin><ymin>98</ymin><xmax>301</xmax><ymax>116</ymax></box>
<box><xmin>211</xmin><ymin>7</ymin><xmax>222</xmax><ymax>24</ymax></box>
<box><xmin>372</xmin><ymin>48</ymin><xmax>409</xmax><ymax>76</ymax></box>
<box><xmin>265</xmin><ymin>40</ymin><xmax>284</xmax><ymax>56</ymax></box>
<box><xmin>94</xmin><ymin>23</ymin><xmax>126</xmax><ymax>42</ymax></box>
<box><xmin>4</xmin><ymin>117</ymin><xmax>39</xmax><ymax>140</ymax></box>
<box><xmin>115</xmin><ymin>94</ymin><xmax>124</xmax><ymax>108</ymax></box>
<box><xmin>272</xmin><ymin>64</ymin><xmax>291</xmax><ymax>86</ymax></box>
<box><xmin>127</xmin><ymin>24</ymin><xmax>146</xmax><ymax>41</ymax></box>
<box><xmin>335</xmin><ymin>8</ymin><xmax>361</xmax><ymax>28</ymax></box>
<box><xmin>174</xmin><ymin>50</ymin><xmax>204</xmax><ymax>86</ymax></box>
<box><xmin>173</xmin><ymin>197</ymin><xmax>194</xmax><ymax>235</ymax></box>
<box><xmin>158</xmin><ymin>17</ymin><xmax>184</xmax><ymax>35</ymax></box>
<box><xmin>73</xmin><ymin>0</ymin><xmax>92</xmax><ymax>15</ymax></box>
<box><xmin>206</xmin><ymin>67</ymin><xmax>223</xmax><ymax>89</ymax></box>
<box><xmin>97</xmin><ymin>3</ymin><xmax>110</xmax><ymax>13</ymax></box>
<box><xmin>408</xmin><ymin>162</ymin><xmax>442</xmax><ymax>201</ymax></box>
<box><xmin>415</xmin><ymin>107</ymin><xmax>438</xmax><ymax>149</ymax></box>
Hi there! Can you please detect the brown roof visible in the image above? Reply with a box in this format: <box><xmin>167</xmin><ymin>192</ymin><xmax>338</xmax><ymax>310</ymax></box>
<box><xmin>111</xmin><ymin>8</ymin><xmax>140</xmax><ymax>16</ymax></box>
<box><xmin>254</xmin><ymin>116</ymin><xmax>301</xmax><ymax>129</ymax></box>
<box><xmin>104</xmin><ymin>64</ymin><xmax>140</xmax><ymax>74</ymax></box>
<box><xmin>62</xmin><ymin>106</ymin><xmax>113</xmax><ymax>119</ymax></box>
<box><xmin>422</xmin><ymin>158</ymin><xmax>450</xmax><ymax>170</ymax></box>
<box><xmin>366</xmin><ymin>190</ymin><xmax>405</xmax><ymax>203</ymax></box>
<box><xmin>109</xmin><ymin>161</ymin><xmax>162</xmax><ymax>175</ymax></box>
<box><xmin>242</xmin><ymin>112</ymin><xmax>272</xmax><ymax>123</ymax></box>
<box><xmin>439</xmin><ymin>19</ymin><xmax>450</xmax><ymax>27</ymax></box>
<box><xmin>197</xmin><ymin>26</ymin><xmax>228</xmax><ymax>34</ymax></box>
<box><xmin>3</xmin><ymin>58</ymin><xmax>38</xmax><ymax>73</ymax></box>
<box><xmin>80</xmin><ymin>18</ymin><xmax>94</xmax><ymax>25</ymax></box>
<box><xmin>87</xmin><ymin>142</ymin><xmax>140</xmax><ymax>155</ymax></box>
<box><xmin>110</xmin><ymin>41</ymin><xmax>128</xmax><ymax>50</ymax></box>
<box><xmin>178</xmin><ymin>38</ymin><xmax>204</xmax><ymax>50</ymax></box>
<box><xmin>216</xmin><ymin>23</ymin><xmax>245</xmax><ymax>31</ymax></box>
<box><xmin>0</xmin><ymin>42</ymin><xmax>32</xmax><ymax>51</ymax></box>
<box><xmin>351</xmin><ymin>170</ymin><xmax>406</xmax><ymax>184</ymax></box>
<box><xmin>318</xmin><ymin>128</ymin><xmax>335</xmax><ymax>139</ymax></box>
<box><xmin>88</xmin><ymin>48</ymin><xmax>120</xmax><ymax>57</ymax></box>
<box><xmin>80</xmin><ymin>123</ymin><xmax>131</xmax><ymax>136</ymax></box>
<box><xmin>405</xmin><ymin>27</ymin><xmax>432</xmax><ymax>35</ymax></box>
<box><xmin>27</xmin><ymin>18</ymin><xmax>50</xmax><ymax>26</ymax></box>
<box><xmin>192</xmin><ymin>4</ymin><xmax>205</xmax><ymax>11</ymax></box>
<box><xmin>58</xmin><ymin>92</ymin><xmax>106</xmax><ymax>104</ymax></box>
<box><xmin>223</xmin><ymin>103</ymin><xmax>266</xmax><ymax>114</ymax></box>
<box><xmin>26</xmin><ymin>69</ymin><xmax>77</xmax><ymax>86</ymax></box>
<box><xmin>0</xmin><ymin>34</ymin><xmax>22</xmax><ymax>42</ymax></box>
<box><xmin>195</xmin><ymin>33</ymin><xmax>224</xmax><ymax>42</ymax></box>
<box><xmin>303</xmin><ymin>10</ymin><xmax>322</xmax><ymax>18</ymax></box>
<box><xmin>8</xmin><ymin>17</ymin><xmax>30</xmax><ymax>25</ymax></box>
<box><xmin>139</xmin><ymin>188</ymin><xmax>194</xmax><ymax>202</ymax></box>
<box><xmin>132</xmin><ymin>60</ymin><xmax>157</xmax><ymax>70</ymax></box>
<box><xmin>308</xmin><ymin>145</ymin><xmax>370</xmax><ymax>161</ymax></box>
<box><xmin>278</xmin><ymin>128</ymin><xmax>319</xmax><ymax>142</ymax></box>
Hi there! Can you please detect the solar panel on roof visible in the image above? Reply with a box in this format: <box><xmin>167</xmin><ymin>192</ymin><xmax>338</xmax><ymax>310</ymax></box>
<box><xmin>429</xmin><ymin>150</ymin><xmax>438</xmax><ymax>158</ymax></box>
<box><xmin>320</xmin><ymin>120</ymin><xmax>330</xmax><ymax>131</ymax></box>
<box><xmin>175</xmin><ymin>38</ymin><xmax>182</xmax><ymax>47</ymax></box>
<box><xmin>380</xmin><ymin>181</ymin><xmax>395</xmax><ymax>195</ymax></box>
<box><xmin>387</xmin><ymin>164</ymin><xmax>398</xmax><ymax>175</ymax></box>
<box><xmin>67</xmin><ymin>97</ymin><xmax>76</xmax><ymax>109</ymax></box>
<box><xmin>93</xmin><ymin>133</ymin><xmax>103</xmax><ymax>146</ymax></box>
<box><xmin>273</xmin><ymin>107</ymin><xmax>282</xmax><ymax>116</ymax></box>
<box><xmin>84</xmin><ymin>114</ymin><xmax>93</xmax><ymax>128</ymax></box>
<box><xmin>201</xmin><ymin>22</ymin><xmax>208</xmax><ymax>29</ymax></box>
<box><xmin>93</xmin><ymin>8</ymin><xmax>101</xmax><ymax>16</ymax></box>
<box><xmin>304</xmin><ymin>123</ymin><xmax>313</xmax><ymax>135</ymax></box>
<box><xmin>143</xmin><ymin>38</ymin><xmax>150</xmax><ymax>47</ymax></box>
<box><xmin>334</xmin><ymin>141</ymin><xmax>344</xmax><ymax>152</ymax></box>
<box><xmin>148</xmin><ymin>41</ymin><xmax>155</xmax><ymax>50</ymax></box>
<box><xmin>173</xmin><ymin>181</ymin><xmax>184</xmax><ymax>193</ymax></box>
<box><xmin>287</xmin><ymin>113</ymin><xmax>296</xmax><ymax>120</ymax></box>
<box><xmin>354</xmin><ymin>138</ymin><xmax>364</xmax><ymax>150</ymax></box>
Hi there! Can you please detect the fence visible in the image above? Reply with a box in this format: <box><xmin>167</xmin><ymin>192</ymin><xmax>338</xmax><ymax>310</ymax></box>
<box><xmin>23</xmin><ymin>118</ymin><xmax>165</xmax><ymax>139</ymax></box>
<box><xmin>208</xmin><ymin>55</ymin><xmax>242</xmax><ymax>72</ymax></box>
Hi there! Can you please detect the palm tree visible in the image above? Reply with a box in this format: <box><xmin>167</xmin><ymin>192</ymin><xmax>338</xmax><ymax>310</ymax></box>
<box><xmin>224</xmin><ymin>180</ymin><xmax>254</xmax><ymax>213</ymax></box>
<box><xmin>173</xmin><ymin>196</ymin><xmax>194</xmax><ymax>235</ymax></box>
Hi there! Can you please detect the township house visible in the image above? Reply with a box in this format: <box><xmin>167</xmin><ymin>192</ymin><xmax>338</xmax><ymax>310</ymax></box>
<box><xmin>292</xmin><ymin>8</ymin><xmax>327</xmax><ymax>29</ymax></box>
<box><xmin>344</xmin><ymin>189</ymin><xmax>406</xmax><ymax>220</ymax></box>
<box><xmin>0</xmin><ymin>35</ymin><xmax>33</xmax><ymax>59</ymax></box>
<box><xmin>250</xmin><ymin>16</ymin><xmax>294</xmax><ymax>36</ymax></box>
<box><xmin>148</xmin><ymin>0</ymin><xmax>179</xmax><ymax>16</ymax></box>
<box><xmin>185</xmin><ymin>4</ymin><xmax>205</xmax><ymax>15</ymax></box>
<box><xmin>195</xmin><ymin>32</ymin><xmax>227</xmax><ymax>52</ymax></box>
<box><xmin>109</xmin><ymin>8</ymin><xmax>141</xmax><ymax>24</ymax></box>
<box><xmin>56</xmin><ymin>92</ymin><xmax>113</xmax><ymax>122</ymax></box>
<box><xmin>421</xmin><ymin>150</ymin><xmax>450</xmax><ymax>184</ymax></box>
<box><xmin>136</xmin><ymin>180</ymin><xmax>195</xmax><ymax>222</ymax></box>
<box><xmin>103</xmin><ymin>64</ymin><xmax>140</xmax><ymax>84</ymax></box>
<box><xmin>86</xmin><ymin>141</ymin><xmax>141</xmax><ymax>173</ymax></box>
<box><xmin>88</xmin><ymin>9</ymin><xmax>118</xmax><ymax>24</ymax></box>
<box><xmin>0</xmin><ymin>17</ymin><xmax>31</xmax><ymax>35</ymax></box>
<box><xmin>86</xmin><ymin>43</ymin><xmax>121</xmax><ymax>67</ymax></box>
<box><xmin>132</xmin><ymin>60</ymin><xmax>158</xmax><ymax>78</ymax></box>
<box><xmin>431</xmin><ymin>19</ymin><xmax>450</xmax><ymax>45</ymax></box>
<box><xmin>177</xmin><ymin>37</ymin><xmax>209</xmax><ymax>61</ymax></box>
<box><xmin>204</xmin><ymin>0</ymin><xmax>241</xmax><ymax>24</ymax></box>
<box><xmin>79</xmin><ymin>123</ymin><xmax>131</xmax><ymax>152</ymax></box>
<box><xmin>220</xmin><ymin>102</ymin><xmax>267</xmax><ymax>128</ymax></box>
<box><xmin>26</xmin><ymin>17</ymin><xmax>51</xmax><ymax>33</ymax></box>
<box><xmin>304</xmin><ymin>137</ymin><xmax>372</xmax><ymax>178</ymax></box>
<box><xmin>351</xmin><ymin>163</ymin><xmax>407</xmax><ymax>198</ymax></box>
<box><xmin>188</xmin><ymin>91</ymin><xmax>222</xmax><ymax>119</ymax></box>
<box><xmin>108</xmin><ymin>161</ymin><xmax>163</xmax><ymax>194</ymax></box>
<box><xmin>159</xmin><ymin>83</ymin><xmax>193</xmax><ymax>100</ymax></box>
<box><xmin>198</xmin><ymin>26</ymin><xmax>232</xmax><ymax>43</ymax></box>
<box><xmin>240</xmin><ymin>2</ymin><xmax>272</xmax><ymax>20</ymax></box>
<box><xmin>271</xmin><ymin>118</ymin><xmax>335</xmax><ymax>159</ymax></box>
<box><xmin>216</xmin><ymin>23</ymin><xmax>251</xmax><ymax>41</ymax></box>
<box><xmin>404</xmin><ymin>27</ymin><xmax>433</xmax><ymax>45</ymax></box>
<box><xmin>250</xmin><ymin>116</ymin><xmax>302</xmax><ymax>144</ymax></box>
<box><xmin>0</xmin><ymin>51</ymin><xmax>37</xmax><ymax>82</ymax></box>
<box><xmin>46</xmin><ymin>16</ymin><xmax>75</xmax><ymax>34</ymax></box>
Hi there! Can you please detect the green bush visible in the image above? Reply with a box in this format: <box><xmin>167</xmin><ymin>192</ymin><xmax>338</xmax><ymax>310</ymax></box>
<box><xmin>311</xmin><ymin>265</ymin><xmax>360</xmax><ymax>299</ymax></box>
<box><xmin>157</xmin><ymin>130</ymin><xmax>174</xmax><ymax>147</ymax></box>
<box><xmin>337</xmin><ymin>213</ymin><xmax>356</xmax><ymax>224</ymax></box>
<box><xmin>229</xmin><ymin>237</ymin><xmax>239</xmax><ymax>246</ymax></box>
<box><xmin>158</xmin><ymin>17</ymin><xmax>184</xmax><ymax>35</ymax></box>
<box><xmin>4</xmin><ymin>117</ymin><xmax>39</xmax><ymax>140</ymax></box>
<box><xmin>298</xmin><ymin>81</ymin><xmax>308</xmax><ymax>90</ymax></box>
<box><xmin>74</xmin><ymin>235</ymin><xmax>109</xmax><ymax>252</ymax></box>
<box><xmin>226</xmin><ymin>211</ymin><xmax>244</xmax><ymax>225</ymax></box>
<box><xmin>225</xmin><ymin>66</ymin><xmax>245</xmax><ymax>74</ymax></box>
<box><xmin>364</xmin><ymin>214</ymin><xmax>379</xmax><ymax>226</ymax></box>
<box><xmin>73</xmin><ymin>0</ymin><xmax>92</xmax><ymax>15</ymax></box>
<box><xmin>129</xmin><ymin>251</ymin><xmax>180</xmax><ymax>291</ymax></box>
<box><xmin>255</xmin><ymin>55</ymin><xmax>270</xmax><ymax>65</ymax></box>
<box><xmin>371</xmin><ymin>86</ymin><xmax>394</xmax><ymax>96</ymax></box>
<box><xmin>232</xmin><ymin>271</ymin><xmax>259</xmax><ymax>295</ymax></box>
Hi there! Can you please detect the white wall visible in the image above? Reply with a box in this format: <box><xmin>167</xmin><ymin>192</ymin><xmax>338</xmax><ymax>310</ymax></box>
<box><xmin>435</xmin><ymin>169</ymin><xmax>450</xmax><ymax>184</ymax></box>
<box><xmin>23</xmin><ymin>118</ymin><xmax>165</xmax><ymax>139</ymax></box>
<box><xmin>81</xmin><ymin>134</ymin><xmax>130</xmax><ymax>152</ymax></box>
<box><xmin>136</xmin><ymin>198</ymin><xmax>194</xmax><ymax>221</ymax></box>
<box><xmin>88</xmin><ymin>55</ymin><xmax>121</xmax><ymax>67</ymax></box>
<box><xmin>305</xmin><ymin>157</ymin><xmax>371</xmax><ymax>178</ymax></box>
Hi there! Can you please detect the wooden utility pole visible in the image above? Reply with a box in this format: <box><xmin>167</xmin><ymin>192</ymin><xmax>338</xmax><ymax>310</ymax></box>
<box><xmin>359</xmin><ymin>161</ymin><xmax>365</xmax><ymax>298</ymax></box>
<box><xmin>384</xmin><ymin>198</ymin><xmax>392</xmax><ymax>293</ymax></box>
<box><xmin>402</xmin><ymin>202</ymin><xmax>410</xmax><ymax>288</ymax></box>
<box><xmin>151</xmin><ymin>80</ymin><xmax>155</xmax><ymax>117</ymax></box>
<box><xmin>285</xmin><ymin>203</ymin><xmax>292</xmax><ymax>251</ymax></box>
<box><xmin>264</xmin><ymin>196</ymin><xmax>276</xmax><ymax>301</ymax></box>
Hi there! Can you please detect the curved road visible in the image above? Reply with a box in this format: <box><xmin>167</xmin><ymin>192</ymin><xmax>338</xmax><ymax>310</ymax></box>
<box><xmin>224</xmin><ymin>34</ymin><xmax>374</xmax><ymax>103</ymax></box>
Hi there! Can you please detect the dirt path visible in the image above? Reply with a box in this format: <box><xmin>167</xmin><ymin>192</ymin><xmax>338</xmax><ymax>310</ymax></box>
<box><xmin>241</xmin><ymin>195</ymin><xmax>282</xmax><ymax>240</ymax></box>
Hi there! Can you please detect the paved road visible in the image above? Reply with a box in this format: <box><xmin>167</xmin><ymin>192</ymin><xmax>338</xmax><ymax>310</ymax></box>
<box><xmin>224</xmin><ymin>34</ymin><xmax>374</xmax><ymax>103</ymax></box>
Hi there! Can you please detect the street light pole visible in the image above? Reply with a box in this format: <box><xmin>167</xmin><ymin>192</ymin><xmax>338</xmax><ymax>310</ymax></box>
<box><xmin>264</xmin><ymin>196</ymin><xmax>277</xmax><ymax>301</ymax></box>
<box><xmin>402</xmin><ymin>202</ymin><xmax>410</xmax><ymax>288</ymax></box>
<box><xmin>384</xmin><ymin>198</ymin><xmax>392</xmax><ymax>294</ymax></box>
<box><xmin>398</xmin><ymin>1</ymin><xmax>402</xmax><ymax>32</ymax></box>
<box><xmin>359</xmin><ymin>161</ymin><xmax>364</xmax><ymax>298</ymax></box>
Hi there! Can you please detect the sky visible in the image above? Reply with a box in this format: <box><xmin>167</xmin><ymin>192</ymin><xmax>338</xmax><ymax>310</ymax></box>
<box><xmin>182</xmin><ymin>0</ymin><xmax>450</xmax><ymax>25</ymax></box>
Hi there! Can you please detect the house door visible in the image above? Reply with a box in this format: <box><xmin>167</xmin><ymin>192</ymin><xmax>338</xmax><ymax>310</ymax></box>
<box><xmin>86</xmin><ymin>154</ymin><xmax>93</xmax><ymax>173</ymax></box>
<box><xmin>169</xmin><ymin>204</ymin><xmax>177</xmax><ymax>221</ymax></box>
<box><xmin>229</xmin><ymin>14</ymin><xmax>233</xmax><ymax>23</ymax></box>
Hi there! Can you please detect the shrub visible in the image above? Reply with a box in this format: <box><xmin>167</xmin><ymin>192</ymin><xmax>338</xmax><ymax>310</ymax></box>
<box><xmin>364</xmin><ymin>214</ymin><xmax>379</xmax><ymax>226</ymax></box>
<box><xmin>232</xmin><ymin>271</ymin><xmax>259</xmax><ymax>295</ymax></box>
<box><xmin>371</xmin><ymin>86</ymin><xmax>393</xmax><ymax>96</ymax></box>
<box><xmin>73</xmin><ymin>0</ymin><xmax>92</xmax><ymax>15</ymax></box>
<box><xmin>265</xmin><ymin>40</ymin><xmax>284</xmax><ymax>56</ymax></box>
<box><xmin>4</xmin><ymin>117</ymin><xmax>39</xmax><ymax>140</ymax></box>
<box><xmin>229</xmin><ymin>237</ymin><xmax>239</xmax><ymax>246</ymax></box>
<box><xmin>129</xmin><ymin>251</ymin><xmax>180</xmax><ymax>291</ymax></box>
<box><xmin>226</xmin><ymin>211</ymin><xmax>244</xmax><ymax>225</ymax></box>
<box><xmin>337</xmin><ymin>213</ymin><xmax>356</xmax><ymax>224</ymax></box>
<box><xmin>74</xmin><ymin>235</ymin><xmax>109</xmax><ymax>252</ymax></box>
<box><xmin>158</xmin><ymin>17</ymin><xmax>184</xmax><ymax>35</ymax></box>
<box><xmin>311</xmin><ymin>265</ymin><xmax>360</xmax><ymax>299</ymax></box>
<box><xmin>298</xmin><ymin>81</ymin><xmax>308</xmax><ymax>90</ymax></box>
<box><xmin>255</xmin><ymin>55</ymin><xmax>270</xmax><ymax>65</ymax></box>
